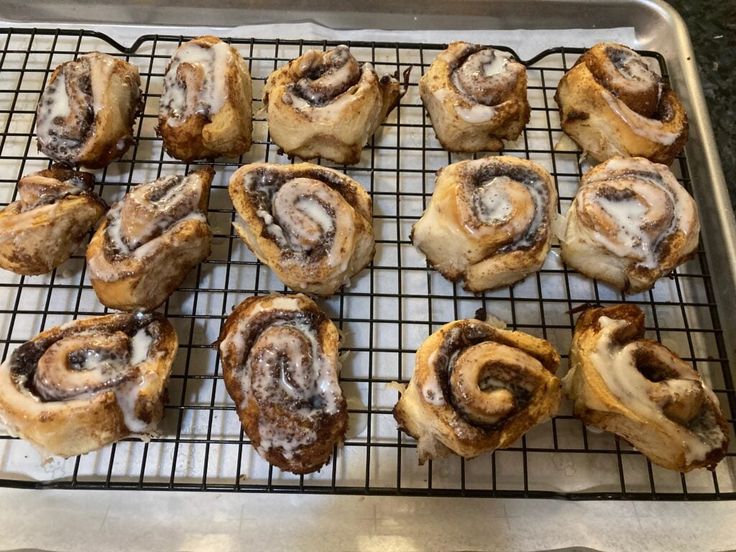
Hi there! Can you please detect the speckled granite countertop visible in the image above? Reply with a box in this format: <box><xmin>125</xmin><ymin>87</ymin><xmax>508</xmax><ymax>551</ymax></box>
<box><xmin>668</xmin><ymin>0</ymin><xmax>735</xmax><ymax>209</ymax></box>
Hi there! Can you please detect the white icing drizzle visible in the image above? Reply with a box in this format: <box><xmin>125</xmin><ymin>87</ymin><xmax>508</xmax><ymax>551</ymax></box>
<box><xmin>455</xmin><ymin>103</ymin><xmax>497</xmax><ymax>124</ymax></box>
<box><xmin>105</xmin><ymin>203</ymin><xmax>205</xmax><ymax>259</ymax></box>
<box><xmin>615</xmin><ymin>54</ymin><xmax>656</xmax><ymax>83</ymax></box>
<box><xmin>482</xmin><ymin>52</ymin><xmax>511</xmax><ymax>76</ymax></box>
<box><xmin>294</xmin><ymin>196</ymin><xmax>335</xmax><ymax>234</ymax></box>
<box><xmin>593</xmin><ymin>196</ymin><xmax>649</xmax><ymax>255</ymax></box>
<box><xmin>421</xmin><ymin>350</ymin><xmax>446</xmax><ymax>406</ymax></box>
<box><xmin>503</xmin><ymin>176</ymin><xmax>547</xmax><ymax>250</ymax></box>
<box><xmin>160</xmin><ymin>40</ymin><xmax>233</xmax><ymax>126</ymax></box>
<box><xmin>475</xmin><ymin>176</ymin><xmax>514</xmax><ymax>223</ymax></box>
<box><xmin>129</xmin><ymin>327</ymin><xmax>154</xmax><ymax>365</ymax></box>
<box><xmin>88</xmin><ymin>54</ymin><xmax>116</xmax><ymax>114</ymax></box>
<box><xmin>603</xmin><ymin>89</ymin><xmax>678</xmax><ymax>145</ymax></box>
<box><xmin>582</xmin><ymin>316</ymin><xmax>725</xmax><ymax>464</ymax></box>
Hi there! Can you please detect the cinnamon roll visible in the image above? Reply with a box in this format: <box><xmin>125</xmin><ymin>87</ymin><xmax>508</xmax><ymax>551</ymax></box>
<box><xmin>564</xmin><ymin>304</ymin><xmax>728</xmax><ymax>472</ymax></box>
<box><xmin>420</xmin><ymin>42</ymin><xmax>530</xmax><ymax>152</ymax></box>
<box><xmin>158</xmin><ymin>35</ymin><xmax>253</xmax><ymax>162</ymax></box>
<box><xmin>0</xmin><ymin>167</ymin><xmax>106</xmax><ymax>275</ymax></box>
<box><xmin>219</xmin><ymin>293</ymin><xmax>348</xmax><ymax>474</ymax></box>
<box><xmin>411</xmin><ymin>156</ymin><xmax>557</xmax><ymax>292</ymax></box>
<box><xmin>36</xmin><ymin>52</ymin><xmax>142</xmax><ymax>169</ymax></box>
<box><xmin>86</xmin><ymin>167</ymin><xmax>213</xmax><ymax>311</ymax></box>
<box><xmin>560</xmin><ymin>157</ymin><xmax>699</xmax><ymax>293</ymax></box>
<box><xmin>0</xmin><ymin>312</ymin><xmax>177</xmax><ymax>457</ymax></box>
<box><xmin>228</xmin><ymin>162</ymin><xmax>374</xmax><ymax>296</ymax></box>
<box><xmin>263</xmin><ymin>45</ymin><xmax>405</xmax><ymax>165</ymax></box>
<box><xmin>393</xmin><ymin>318</ymin><xmax>560</xmax><ymax>463</ymax></box>
<box><xmin>554</xmin><ymin>42</ymin><xmax>688</xmax><ymax>164</ymax></box>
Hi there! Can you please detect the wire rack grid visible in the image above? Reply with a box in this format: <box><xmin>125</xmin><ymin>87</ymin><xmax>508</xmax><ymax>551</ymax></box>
<box><xmin>0</xmin><ymin>28</ymin><xmax>733</xmax><ymax>499</ymax></box>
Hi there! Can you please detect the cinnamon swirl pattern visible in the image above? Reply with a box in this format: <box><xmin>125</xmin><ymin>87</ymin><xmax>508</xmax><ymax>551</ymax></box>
<box><xmin>229</xmin><ymin>162</ymin><xmax>374</xmax><ymax>296</ymax></box>
<box><xmin>394</xmin><ymin>318</ymin><xmax>561</xmax><ymax>463</ymax></box>
<box><xmin>564</xmin><ymin>304</ymin><xmax>728</xmax><ymax>472</ymax></box>
<box><xmin>0</xmin><ymin>167</ymin><xmax>106</xmax><ymax>275</ymax></box>
<box><xmin>0</xmin><ymin>313</ymin><xmax>177</xmax><ymax>457</ymax></box>
<box><xmin>560</xmin><ymin>157</ymin><xmax>699</xmax><ymax>293</ymax></box>
<box><xmin>412</xmin><ymin>156</ymin><xmax>557</xmax><ymax>292</ymax></box>
<box><xmin>263</xmin><ymin>45</ymin><xmax>406</xmax><ymax>164</ymax></box>
<box><xmin>158</xmin><ymin>35</ymin><xmax>252</xmax><ymax>162</ymax></box>
<box><xmin>555</xmin><ymin>42</ymin><xmax>688</xmax><ymax>164</ymax></box>
<box><xmin>219</xmin><ymin>293</ymin><xmax>348</xmax><ymax>474</ymax></box>
<box><xmin>86</xmin><ymin>167</ymin><xmax>213</xmax><ymax>311</ymax></box>
<box><xmin>420</xmin><ymin>42</ymin><xmax>530</xmax><ymax>152</ymax></box>
<box><xmin>36</xmin><ymin>52</ymin><xmax>142</xmax><ymax>169</ymax></box>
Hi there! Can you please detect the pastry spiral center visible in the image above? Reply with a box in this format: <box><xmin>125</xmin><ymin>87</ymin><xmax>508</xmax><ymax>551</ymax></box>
<box><xmin>453</xmin><ymin>48</ymin><xmax>517</xmax><ymax>106</ymax></box>
<box><xmin>292</xmin><ymin>46</ymin><xmax>361</xmax><ymax>105</ymax></box>
<box><xmin>595</xmin><ymin>44</ymin><xmax>661</xmax><ymax>117</ymax></box>
<box><xmin>607</xmin><ymin>46</ymin><xmax>658</xmax><ymax>86</ymax></box>
<box><xmin>32</xmin><ymin>330</ymin><xmax>151</xmax><ymax>401</ymax></box>
<box><xmin>161</xmin><ymin>40</ymin><xmax>232</xmax><ymax>123</ymax></box>
<box><xmin>461</xmin><ymin>175</ymin><xmax>536</xmax><ymax>249</ymax></box>
<box><xmin>117</xmin><ymin>174</ymin><xmax>202</xmax><ymax>251</ymax></box>
<box><xmin>449</xmin><ymin>341</ymin><xmax>537</xmax><ymax>426</ymax></box>
<box><xmin>580</xmin><ymin>175</ymin><xmax>675</xmax><ymax>265</ymax></box>
<box><xmin>272</xmin><ymin>178</ymin><xmax>337</xmax><ymax>252</ymax></box>
<box><xmin>250</xmin><ymin>325</ymin><xmax>319</xmax><ymax>406</ymax></box>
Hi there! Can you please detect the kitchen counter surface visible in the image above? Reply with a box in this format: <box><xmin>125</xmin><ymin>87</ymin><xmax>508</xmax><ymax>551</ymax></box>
<box><xmin>2</xmin><ymin>489</ymin><xmax>736</xmax><ymax>552</ymax></box>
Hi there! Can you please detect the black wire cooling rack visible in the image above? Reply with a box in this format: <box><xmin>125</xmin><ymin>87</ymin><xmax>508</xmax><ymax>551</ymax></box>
<box><xmin>0</xmin><ymin>27</ymin><xmax>734</xmax><ymax>499</ymax></box>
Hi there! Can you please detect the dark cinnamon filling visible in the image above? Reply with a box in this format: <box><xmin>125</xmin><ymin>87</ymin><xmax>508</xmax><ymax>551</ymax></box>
<box><xmin>290</xmin><ymin>46</ymin><xmax>362</xmax><ymax>106</ymax></box>
<box><xmin>9</xmin><ymin>313</ymin><xmax>160</xmax><ymax>401</ymax></box>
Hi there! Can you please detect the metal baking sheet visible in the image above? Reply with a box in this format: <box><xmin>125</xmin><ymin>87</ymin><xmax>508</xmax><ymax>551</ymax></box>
<box><xmin>0</xmin><ymin>1</ymin><xmax>734</xmax><ymax>499</ymax></box>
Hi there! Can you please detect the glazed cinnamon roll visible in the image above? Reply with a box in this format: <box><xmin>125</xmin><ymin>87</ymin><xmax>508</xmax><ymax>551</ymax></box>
<box><xmin>412</xmin><ymin>156</ymin><xmax>557</xmax><ymax>292</ymax></box>
<box><xmin>263</xmin><ymin>45</ymin><xmax>406</xmax><ymax>165</ymax></box>
<box><xmin>560</xmin><ymin>157</ymin><xmax>699</xmax><ymax>293</ymax></box>
<box><xmin>86</xmin><ymin>167</ymin><xmax>213</xmax><ymax>311</ymax></box>
<box><xmin>555</xmin><ymin>42</ymin><xmax>688</xmax><ymax>164</ymax></box>
<box><xmin>564</xmin><ymin>304</ymin><xmax>728</xmax><ymax>472</ymax></box>
<box><xmin>219</xmin><ymin>293</ymin><xmax>348</xmax><ymax>474</ymax></box>
<box><xmin>393</xmin><ymin>318</ymin><xmax>560</xmax><ymax>463</ymax></box>
<box><xmin>228</xmin><ymin>162</ymin><xmax>374</xmax><ymax>296</ymax></box>
<box><xmin>158</xmin><ymin>35</ymin><xmax>252</xmax><ymax>162</ymax></box>
<box><xmin>420</xmin><ymin>42</ymin><xmax>530</xmax><ymax>152</ymax></box>
<box><xmin>0</xmin><ymin>167</ymin><xmax>106</xmax><ymax>275</ymax></box>
<box><xmin>36</xmin><ymin>52</ymin><xmax>142</xmax><ymax>169</ymax></box>
<box><xmin>0</xmin><ymin>313</ymin><xmax>177</xmax><ymax>457</ymax></box>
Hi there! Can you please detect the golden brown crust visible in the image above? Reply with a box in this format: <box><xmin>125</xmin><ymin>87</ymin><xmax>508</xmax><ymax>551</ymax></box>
<box><xmin>36</xmin><ymin>52</ymin><xmax>142</xmax><ymax>169</ymax></box>
<box><xmin>219</xmin><ymin>293</ymin><xmax>348</xmax><ymax>474</ymax></box>
<box><xmin>419</xmin><ymin>42</ymin><xmax>530</xmax><ymax>153</ymax></box>
<box><xmin>0</xmin><ymin>313</ymin><xmax>177</xmax><ymax>457</ymax></box>
<box><xmin>86</xmin><ymin>167</ymin><xmax>213</xmax><ymax>311</ymax></box>
<box><xmin>554</xmin><ymin>42</ymin><xmax>687</xmax><ymax>164</ymax></box>
<box><xmin>564</xmin><ymin>304</ymin><xmax>728</xmax><ymax>472</ymax></box>
<box><xmin>263</xmin><ymin>46</ymin><xmax>404</xmax><ymax>164</ymax></box>
<box><xmin>228</xmin><ymin>162</ymin><xmax>374</xmax><ymax>296</ymax></box>
<box><xmin>411</xmin><ymin>156</ymin><xmax>556</xmax><ymax>292</ymax></box>
<box><xmin>0</xmin><ymin>167</ymin><xmax>106</xmax><ymax>275</ymax></box>
<box><xmin>393</xmin><ymin>318</ymin><xmax>561</xmax><ymax>463</ymax></box>
<box><xmin>158</xmin><ymin>36</ymin><xmax>252</xmax><ymax>162</ymax></box>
